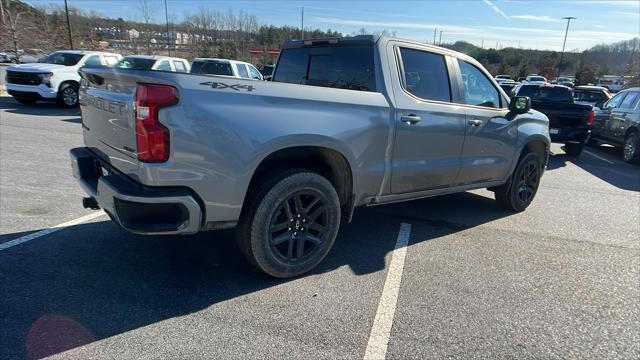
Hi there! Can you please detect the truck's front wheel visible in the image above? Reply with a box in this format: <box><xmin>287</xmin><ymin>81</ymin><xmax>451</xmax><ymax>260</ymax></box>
<box><xmin>237</xmin><ymin>170</ymin><xmax>341</xmax><ymax>278</ymax></box>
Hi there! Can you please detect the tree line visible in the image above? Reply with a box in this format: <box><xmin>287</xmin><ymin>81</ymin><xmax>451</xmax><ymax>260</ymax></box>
<box><xmin>1</xmin><ymin>0</ymin><xmax>638</xmax><ymax>85</ymax></box>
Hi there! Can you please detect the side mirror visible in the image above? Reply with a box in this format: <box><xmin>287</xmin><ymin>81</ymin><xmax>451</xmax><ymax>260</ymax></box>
<box><xmin>509</xmin><ymin>96</ymin><xmax>531</xmax><ymax>115</ymax></box>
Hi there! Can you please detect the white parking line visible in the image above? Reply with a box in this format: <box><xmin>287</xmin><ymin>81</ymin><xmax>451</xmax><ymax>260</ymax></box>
<box><xmin>0</xmin><ymin>211</ymin><xmax>105</xmax><ymax>252</ymax></box>
<box><xmin>364</xmin><ymin>222</ymin><xmax>412</xmax><ymax>360</ymax></box>
<box><xmin>584</xmin><ymin>149</ymin><xmax>615</xmax><ymax>164</ymax></box>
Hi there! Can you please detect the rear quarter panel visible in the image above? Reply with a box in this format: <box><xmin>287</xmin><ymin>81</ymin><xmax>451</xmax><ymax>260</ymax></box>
<box><xmin>130</xmin><ymin>72</ymin><xmax>391</xmax><ymax>222</ymax></box>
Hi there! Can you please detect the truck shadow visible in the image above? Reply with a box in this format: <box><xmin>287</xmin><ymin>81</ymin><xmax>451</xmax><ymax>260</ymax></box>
<box><xmin>0</xmin><ymin>192</ymin><xmax>511</xmax><ymax>359</ymax></box>
<box><xmin>546</xmin><ymin>145</ymin><xmax>640</xmax><ymax>192</ymax></box>
<box><xmin>0</xmin><ymin>97</ymin><xmax>80</xmax><ymax>117</ymax></box>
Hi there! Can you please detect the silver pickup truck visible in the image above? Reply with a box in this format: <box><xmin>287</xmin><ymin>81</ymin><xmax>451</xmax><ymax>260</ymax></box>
<box><xmin>71</xmin><ymin>35</ymin><xmax>550</xmax><ymax>278</ymax></box>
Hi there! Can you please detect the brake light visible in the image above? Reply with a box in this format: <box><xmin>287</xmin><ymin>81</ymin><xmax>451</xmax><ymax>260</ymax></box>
<box><xmin>135</xmin><ymin>84</ymin><xmax>178</xmax><ymax>163</ymax></box>
<box><xmin>586</xmin><ymin>109</ymin><xmax>595</xmax><ymax>126</ymax></box>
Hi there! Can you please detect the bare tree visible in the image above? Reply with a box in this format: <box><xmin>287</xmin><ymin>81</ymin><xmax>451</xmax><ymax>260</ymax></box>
<box><xmin>2</xmin><ymin>0</ymin><xmax>26</xmax><ymax>63</ymax></box>
<box><xmin>139</xmin><ymin>0</ymin><xmax>154</xmax><ymax>55</ymax></box>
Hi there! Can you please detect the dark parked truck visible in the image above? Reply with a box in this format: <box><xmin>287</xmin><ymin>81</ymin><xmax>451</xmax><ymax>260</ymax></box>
<box><xmin>513</xmin><ymin>84</ymin><xmax>594</xmax><ymax>156</ymax></box>
<box><xmin>71</xmin><ymin>35</ymin><xmax>550</xmax><ymax>278</ymax></box>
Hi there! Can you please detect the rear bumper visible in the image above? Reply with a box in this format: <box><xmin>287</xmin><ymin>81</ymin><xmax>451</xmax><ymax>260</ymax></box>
<box><xmin>549</xmin><ymin>126</ymin><xmax>590</xmax><ymax>143</ymax></box>
<box><xmin>6</xmin><ymin>83</ymin><xmax>57</xmax><ymax>99</ymax></box>
<box><xmin>70</xmin><ymin>147</ymin><xmax>203</xmax><ymax>235</ymax></box>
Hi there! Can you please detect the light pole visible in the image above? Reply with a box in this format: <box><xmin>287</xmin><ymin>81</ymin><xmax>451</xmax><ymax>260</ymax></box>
<box><xmin>164</xmin><ymin>0</ymin><xmax>171</xmax><ymax>56</ymax></box>
<box><xmin>64</xmin><ymin>0</ymin><xmax>73</xmax><ymax>49</ymax></box>
<box><xmin>557</xmin><ymin>16</ymin><xmax>576</xmax><ymax>79</ymax></box>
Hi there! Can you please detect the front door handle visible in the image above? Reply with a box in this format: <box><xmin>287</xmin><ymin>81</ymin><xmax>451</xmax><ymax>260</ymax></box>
<box><xmin>468</xmin><ymin>118</ymin><xmax>483</xmax><ymax>127</ymax></box>
<box><xmin>400</xmin><ymin>115</ymin><xmax>421</xmax><ymax>125</ymax></box>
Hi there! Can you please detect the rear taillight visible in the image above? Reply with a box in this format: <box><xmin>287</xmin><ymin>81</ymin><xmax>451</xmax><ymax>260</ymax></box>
<box><xmin>135</xmin><ymin>84</ymin><xmax>178</xmax><ymax>163</ymax></box>
<box><xmin>586</xmin><ymin>109</ymin><xmax>595</xmax><ymax>126</ymax></box>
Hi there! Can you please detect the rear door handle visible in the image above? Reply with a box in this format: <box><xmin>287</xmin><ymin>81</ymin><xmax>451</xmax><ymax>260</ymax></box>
<box><xmin>468</xmin><ymin>118</ymin><xmax>483</xmax><ymax>127</ymax></box>
<box><xmin>400</xmin><ymin>115</ymin><xmax>421</xmax><ymax>125</ymax></box>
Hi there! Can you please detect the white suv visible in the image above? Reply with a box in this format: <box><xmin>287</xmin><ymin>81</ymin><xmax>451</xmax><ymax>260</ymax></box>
<box><xmin>189</xmin><ymin>58</ymin><xmax>263</xmax><ymax>80</ymax></box>
<box><xmin>5</xmin><ymin>50</ymin><xmax>122</xmax><ymax>107</ymax></box>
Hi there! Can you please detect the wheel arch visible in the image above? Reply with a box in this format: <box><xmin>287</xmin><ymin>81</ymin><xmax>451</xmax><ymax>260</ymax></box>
<box><xmin>624</xmin><ymin>126</ymin><xmax>639</xmax><ymax>139</ymax></box>
<box><xmin>242</xmin><ymin>146</ymin><xmax>355</xmax><ymax>222</ymax></box>
<box><xmin>57</xmin><ymin>79</ymin><xmax>80</xmax><ymax>92</ymax></box>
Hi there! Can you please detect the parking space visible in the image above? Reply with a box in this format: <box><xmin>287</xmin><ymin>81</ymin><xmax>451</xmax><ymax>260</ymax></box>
<box><xmin>1</xmin><ymin>97</ymin><xmax>639</xmax><ymax>359</ymax></box>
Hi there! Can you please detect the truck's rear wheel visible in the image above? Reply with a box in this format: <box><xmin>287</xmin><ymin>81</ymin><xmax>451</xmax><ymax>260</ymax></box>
<box><xmin>495</xmin><ymin>152</ymin><xmax>542</xmax><ymax>212</ymax></box>
<box><xmin>237</xmin><ymin>170</ymin><xmax>341</xmax><ymax>278</ymax></box>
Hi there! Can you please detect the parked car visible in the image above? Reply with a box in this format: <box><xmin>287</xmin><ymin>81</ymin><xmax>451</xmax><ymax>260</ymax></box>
<box><xmin>261</xmin><ymin>64</ymin><xmax>274</xmax><ymax>77</ymax></box>
<box><xmin>513</xmin><ymin>83</ymin><xmax>593</xmax><ymax>156</ymax></box>
<box><xmin>573</xmin><ymin>85</ymin><xmax>611</xmax><ymax>108</ymax></box>
<box><xmin>590</xmin><ymin>87</ymin><xmax>640</xmax><ymax>163</ymax></box>
<box><xmin>499</xmin><ymin>80</ymin><xmax>518</xmax><ymax>94</ymax></box>
<box><xmin>596</xmin><ymin>75</ymin><xmax>624</xmax><ymax>93</ymax></box>
<box><xmin>554</xmin><ymin>76</ymin><xmax>575</xmax><ymax>88</ymax></box>
<box><xmin>525</xmin><ymin>75</ymin><xmax>548</xmax><ymax>84</ymax></box>
<box><xmin>495</xmin><ymin>74</ymin><xmax>512</xmax><ymax>83</ymax></box>
<box><xmin>71</xmin><ymin>35</ymin><xmax>549</xmax><ymax>278</ymax></box>
<box><xmin>116</xmin><ymin>55</ymin><xmax>190</xmax><ymax>73</ymax></box>
<box><xmin>517</xmin><ymin>77</ymin><xmax>527</xmax><ymax>82</ymax></box>
<box><xmin>5</xmin><ymin>50</ymin><xmax>122</xmax><ymax>107</ymax></box>
<box><xmin>190</xmin><ymin>58</ymin><xmax>263</xmax><ymax>80</ymax></box>
<box><xmin>0</xmin><ymin>51</ymin><xmax>11</xmax><ymax>63</ymax></box>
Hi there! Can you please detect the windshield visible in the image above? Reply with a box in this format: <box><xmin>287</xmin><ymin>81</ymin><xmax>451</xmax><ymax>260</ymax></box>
<box><xmin>190</xmin><ymin>61</ymin><xmax>234</xmax><ymax>76</ymax></box>
<box><xmin>574</xmin><ymin>90</ymin><xmax>609</xmax><ymax>102</ymax></box>
<box><xmin>115</xmin><ymin>57</ymin><xmax>156</xmax><ymax>70</ymax></box>
<box><xmin>38</xmin><ymin>52</ymin><xmax>84</xmax><ymax>66</ymax></box>
<box><xmin>529</xmin><ymin>76</ymin><xmax>546</xmax><ymax>82</ymax></box>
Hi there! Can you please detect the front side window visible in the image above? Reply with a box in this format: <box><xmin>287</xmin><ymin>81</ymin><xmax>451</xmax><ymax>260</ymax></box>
<box><xmin>459</xmin><ymin>60</ymin><xmax>500</xmax><ymax>108</ymax></box>
<box><xmin>156</xmin><ymin>60</ymin><xmax>172</xmax><ymax>71</ymax></box>
<box><xmin>236</xmin><ymin>63</ymin><xmax>250</xmax><ymax>78</ymax></box>
<box><xmin>604</xmin><ymin>92</ymin><xmax>627</xmax><ymax>109</ymax></box>
<box><xmin>399</xmin><ymin>48</ymin><xmax>451</xmax><ymax>102</ymax></box>
<box><xmin>273</xmin><ymin>45</ymin><xmax>376</xmax><ymax>92</ymax></box>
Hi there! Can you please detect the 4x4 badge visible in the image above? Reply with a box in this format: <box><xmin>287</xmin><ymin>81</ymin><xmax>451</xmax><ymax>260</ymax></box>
<box><xmin>199</xmin><ymin>81</ymin><xmax>256</xmax><ymax>92</ymax></box>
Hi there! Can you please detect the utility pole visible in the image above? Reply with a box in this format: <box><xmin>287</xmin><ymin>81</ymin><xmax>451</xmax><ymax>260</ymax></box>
<box><xmin>557</xmin><ymin>16</ymin><xmax>576</xmax><ymax>79</ymax></box>
<box><xmin>301</xmin><ymin>7</ymin><xmax>304</xmax><ymax>40</ymax></box>
<box><xmin>164</xmin><ymin>0</ymin><xmax>171</xmax><ymax>56</ymax></box>
<box><xmin>481</xmin><ymin>39</ymin><xmax>484</xmax><ymax>48</ymax></box>
<box><xmin>438</xmin><ymin>30</ymin><xmax>443</xmax><ymax>45</ymax></box>
<box><xmin>433</xmin><ymin>28</ymin><xmax>437</xmax><ymax>44</ymax></box>
<box><xmin>64</xmin><ymin>0</ymin><xmax>73</xmax><ymax>49</ymax></box>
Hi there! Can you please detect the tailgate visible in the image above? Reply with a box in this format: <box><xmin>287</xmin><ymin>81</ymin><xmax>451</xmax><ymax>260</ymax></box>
<box><xmin>531</xmin><ymin>101</ymin><xmax>590</xmax><ymax>128</ymax></box>
<box><xmin>80</xmin><ymin>69</ymin><xmax>138</xmax><ymax>166</ymax></box>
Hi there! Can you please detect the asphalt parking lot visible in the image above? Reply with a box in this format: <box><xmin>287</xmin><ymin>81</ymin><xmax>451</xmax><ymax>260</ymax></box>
<box><xmin>1</xmin><ymin>96</ymin><xmax>639</xmax><ymax>359</ymax></box>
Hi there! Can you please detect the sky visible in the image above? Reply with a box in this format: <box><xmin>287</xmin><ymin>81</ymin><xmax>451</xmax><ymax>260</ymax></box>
<box><xmin>23</xmin><ymin>0</ymin><xmax>640</xmax><ymax>51</ymax></box>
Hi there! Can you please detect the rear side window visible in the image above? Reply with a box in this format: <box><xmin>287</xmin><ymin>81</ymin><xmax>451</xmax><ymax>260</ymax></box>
<box><xmin>574</xmin><ymin>90</ymin><xmax>605</xmax><ymax>102</ymax></box>
<box><xmin>173</xmin><ymin>61</ymin><xmax>187</xmax><ymax>73</ymax></box>
<box><xmin>191</xmin><ymin>61</ymin><xmax>234</xmax><ymax>76</ymax></box>
<box><xmin>84</xmin><ymin>55</ymin><xmax>102</xmax><ymax>66</ymax></box>
<box><xmin>399</xmin><ymin>48</ymin><xmax>451</xmax><ymax>102</ymax></box>
<box><xmin>104</xmin><ymin>56</ymin><xmax>119</xmax><ymax>66</ymax></box>
<box><xmin>236</xmin><ymin>64</ymin><xmax>250</xmax><ymax>78</ymax></box>
<box><xmin>619</xmin><ymin>92</ymin><xmax>639</xmax><ymax>109</ymax></box>
<box><xmin>458</xmin><ymin>60</ymin><xmax>501</xmax><ymax>108</ymax></box>
<box><xmin>273</xmin><ymin>45</ymin><xmax>376</xmax><ymax>92</ymax></box>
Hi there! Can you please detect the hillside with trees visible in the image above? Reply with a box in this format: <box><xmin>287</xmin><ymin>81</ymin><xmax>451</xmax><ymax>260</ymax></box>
<box><xmin>1</xmin><ymin>0</ymin><xmax>638</xmax><ymax>84</ymax></box>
